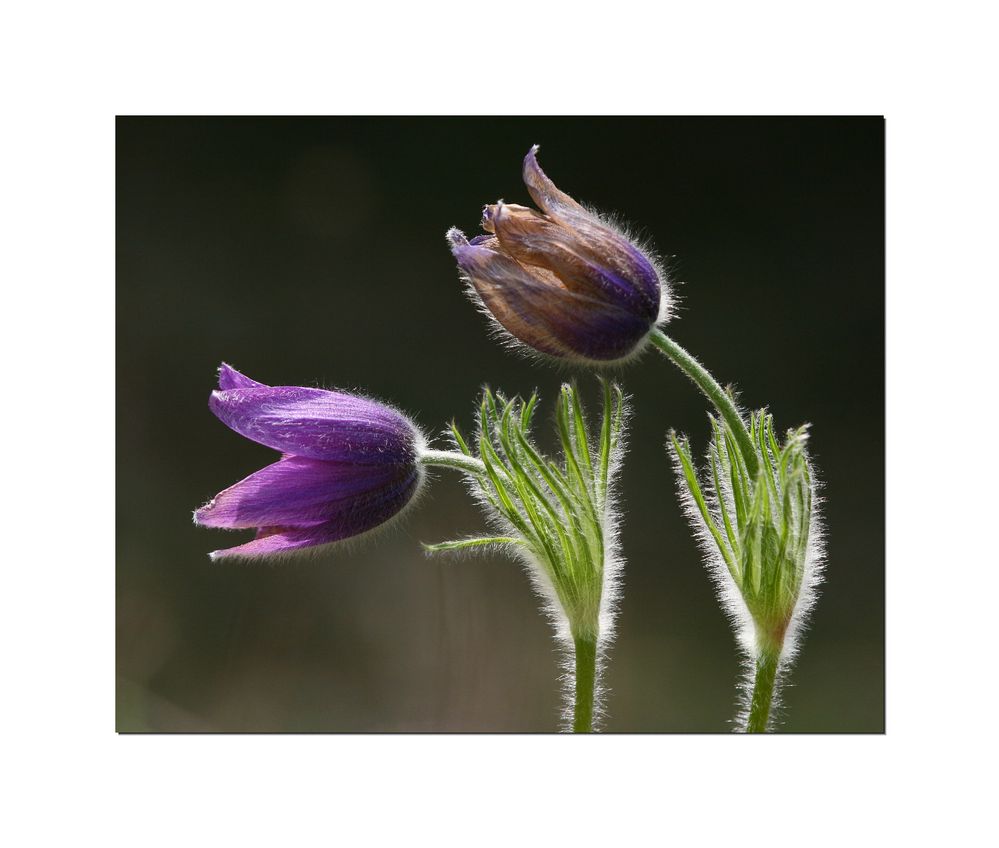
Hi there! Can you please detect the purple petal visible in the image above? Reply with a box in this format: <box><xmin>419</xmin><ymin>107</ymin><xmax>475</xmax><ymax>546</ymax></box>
<box><xmin>209</xmin><ymin>499</ymin><xmax>411</xmax><ymax>560</ymax></box>
<box><xmin>491</xmin><ymin>203</ymin><xmax>660</xmax><ymax>322</ymax></box>
<box><xmin>450</xmin><ymin>235</ymin><xmax>573</xmax><ymax>357</ymax></box>
<box><xmin>451</xmin><ymin>236</ymin><xmax>651</xmax><ymax>361</ymax></box>
<box><xmin>218</xmin><ymin>363</ymin><xmax>266</xmax><ymax>390</ymax></box>
<box><xmin>521</xmin><ymin>147</ymin><xmax>662</xmax><ymax>310</ymax></box>
<box><xmin>522</xmin><ymin>145</ymin><xmax>589</xmax><ymax>220</ymax></box>
<box><xmin>194</xmin><ymin>455</ymin><xmax>419</xmax><ymax>529</ymax></box>
<box><xmin>208</xmin><ymin>386</ymin><xmax>419</xmax><ymax>463</ymax></box>
<box><xmin>209</xmin><ymin>525</ymin><xmax>331</xmax><ymax>559</ymax></box>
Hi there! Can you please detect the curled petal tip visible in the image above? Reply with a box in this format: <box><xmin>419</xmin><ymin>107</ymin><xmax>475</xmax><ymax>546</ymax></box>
<box><xmin>521</xmin><ymin>144</ymin><xmax>589</xmax><ymax>222</ymax></box>
<box><xmin>482</xmin><ymin>201</ymin><xmax>511</xmax><ymax>233</ymax></box>
<box><xmin>193</xmin><ymin>500</ymin><xmax>216</xmax><ymax>527</ymax></box>
<box><xmin>217</xmin><ymin>362</ymin><xmax>265</xmax><ymax>390</ymax></box>
<box><xmin>523</xmin><ymin>145</ymin><xmax>542</xmax><ymax>172</ymax></box>
<box><xmin>446</xmin><ymin>227</ymin><xmax>468</xmax><ymax>250</ymax></box>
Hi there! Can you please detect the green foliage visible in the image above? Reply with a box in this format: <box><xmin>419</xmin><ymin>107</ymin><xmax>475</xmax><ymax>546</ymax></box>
<box><xmin>425</xmin><ymin>381</ymin><xmax>625</xmax><ymax>643</ymax></box>
<box><xmin>671</xmin><ymin>410</ymin><xmax>813</xmax><ymax>649</ymax></box>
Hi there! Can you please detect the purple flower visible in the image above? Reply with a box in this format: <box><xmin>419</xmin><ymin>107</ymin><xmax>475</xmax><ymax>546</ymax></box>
<box><xmin>447</xmin><ymin>145</ymin><xmax>666</xmax><ymax>363</ymax></box>
<box><xmin>194</xmin><ymin>364</ymin><xmax>424</xmax><ymax>560</ymax></box>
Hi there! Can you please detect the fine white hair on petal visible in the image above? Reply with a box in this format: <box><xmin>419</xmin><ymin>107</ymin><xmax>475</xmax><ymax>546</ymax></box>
<box><xmin>448</xmin><ymin>178</ymin><xmax>675</xmax><ymax>370</ymax></box>
<box><xmin>202</xmin><ymin>462</ymin><xmax>430</xmax><ymax>565</ymax></box>
<box><xmin>584</xmin><ymin>203</ymin><xmax>676</xmax><ymax>329</ymax></box>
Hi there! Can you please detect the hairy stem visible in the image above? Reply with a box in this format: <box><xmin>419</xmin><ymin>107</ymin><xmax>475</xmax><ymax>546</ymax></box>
<box><xmin>572</xmin><ymin>635</ymin><xmax>598</xmax><ymax>733</ymax></box>
<box><xmin>419</xmin><ymin>449</ymin><xmax>486</xmax><ymax>476</ymax></box>
<box><xmin>649</xmin><ymin>330</ymin><xmax>759</xmax><ymax>477</ymax></box>
<box><xmin>746</xmin><ymin>646</ymin><xmax>781</xmax><ymax>733</ymax></box>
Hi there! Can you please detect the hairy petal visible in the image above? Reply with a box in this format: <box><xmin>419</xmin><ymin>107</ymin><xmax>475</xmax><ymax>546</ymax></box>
<box><xmin>522</xmin><ymin>144</ymin><xmax>590</xmax><ymax>220</ymax></box>
<box><xmin>521</xmin><ymin>146</ymin><xmax>661</xmax><ymax>309</ymax></box>
<box><xmin>194</xmin><ymin>454</ymin><xmax>419</xmax><ymax>529</ymax></box>
<box><xmin>450</xmin><ymin>230</ymin><xmax>575</xmax><ymax>357</ymax></box>
<box><xmin>208</xmin><ymin>386</ymin><xmax>419</xmax><ymax>463</ymax></box>
<box><xmin>490</xmin><ymin>202</ymin><xmax>659</xmax><ymax>322</ymax></box>
<box><xmin>217</xmin><ymin>363</ymin><xmax>266</xmax><ymax>390</ymax></box>
<box><xmin>449</xmin><ymin>229</ymin><xmax>651</xmax><ymax>361</ymax></box>
<box><xmin>209</xmin><ymin>495</ymin><xmax>411</xmax><ymax>560</ymax></box>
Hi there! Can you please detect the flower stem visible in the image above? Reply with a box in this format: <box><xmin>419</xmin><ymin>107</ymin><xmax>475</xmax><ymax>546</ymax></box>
<box><xmin>746</xmin><ymin>646</ymin><xmax>781</xmax><ymax>733</ymax></box>
<box><xmin>419</xmin><ymin>449</ymin><xmax>486</xmax><ymax>476</ymax></box>
<box><xmin>648</xmin><ymin>329</ymin><xmax>759</xmax><ymax>477</ymax></box>
<box><xmin>572</xmin><ymin>635</ymin><xmax>598</xmax><ymax>733</ymax></box>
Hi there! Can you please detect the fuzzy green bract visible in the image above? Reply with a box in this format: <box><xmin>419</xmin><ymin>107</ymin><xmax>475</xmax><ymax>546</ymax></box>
<box><xmin>672</xmin><ymin>411</ymin><xmax>815</xmax><ymax>647</ymax></box>
<box><xmin>425</xmin><ymin>381</ymin><xmax>626</xmax><ymax>732</ymax></box>
<box><xmin>427</xmin><ymin>381</ymin><xmax>624</xmax><ymax>646</ymax></box>
<box><xmin>671</xmin><ymin>409</ymin><xmax>822</xmax><ymax>731</ymax></box>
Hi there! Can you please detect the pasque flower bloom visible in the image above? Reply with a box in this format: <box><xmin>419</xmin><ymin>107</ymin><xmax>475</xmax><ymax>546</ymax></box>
<box><xmin>447</xmin><ymin>145</ymin><xmax>667</xmax><ymax>363</ymax></box>
<box><xmin>194</xmin><ymin>364</ymin><xmax>424</xmax><ymax>559</ymax></box>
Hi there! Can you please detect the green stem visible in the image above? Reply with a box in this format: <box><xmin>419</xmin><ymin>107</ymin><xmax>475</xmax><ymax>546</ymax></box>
<box><xmin>746</xmin><ymin>646</ymin><xmax>781</xmax><ymax>733</ymax></box>
<box><xmin>649</xmin><ymin>329</ymin><xmax>759</xmax><ymax>477</ymax></box>
<box><xmin>419</xmin><ymin>449</ymin><xmax>485</xmax><ymax>476</ymax></box>
<box><xmin>572</xmin><ymin>636</ymin><xmax>598</xmax><ymax>733</ymax></box>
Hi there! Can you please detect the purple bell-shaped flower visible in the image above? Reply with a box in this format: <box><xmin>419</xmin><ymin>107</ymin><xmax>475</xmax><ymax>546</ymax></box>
<box><xmin>448</xmin><ymin>145</ymin><xmax>668</xmax><ymax>364</ymax></box>
<box><xmin>195</xmin><ymin>364</ymin><xmax>424</xmax><ymax>559</ymax></box>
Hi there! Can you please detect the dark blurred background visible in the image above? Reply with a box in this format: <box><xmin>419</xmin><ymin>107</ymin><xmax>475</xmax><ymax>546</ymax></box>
<box><xmin>117</xmin><ymin>117</ymin><xmax>883</xmax><ymax>732</ymax></box>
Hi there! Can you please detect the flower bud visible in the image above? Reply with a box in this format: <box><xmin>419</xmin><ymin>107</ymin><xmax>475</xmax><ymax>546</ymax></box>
<box><xmin>448</xmin><ymin>145</ymin><xmax>667</xmax><ymax>364</ymax></box>
<box><xmin>670</xmin><ymin>411</ymin><xmax>824</xmax><ymax>658</ymax></box>
<box><xmin>426</xmin><ymin>382</ymin><xmax>627</xmax><ymax>646</ymax></box>
<box><xmin>194</xmin><ymin>364</ymin><xmax>424</xmax><ymax>559</ymax></box>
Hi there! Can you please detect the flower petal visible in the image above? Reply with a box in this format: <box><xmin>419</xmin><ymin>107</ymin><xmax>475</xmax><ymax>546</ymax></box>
<box><xmin>522</xmin><ymin>144</ymin><xmax>589</xmax><ymax>220</ymax></box>
<box><xmin>450</xmin><ymin>230</ymin><xmax>573</xmax><ymax>357</ymax></box>
<box><xmin>194</xmin><ymin>454</ymin><xmax>419</xmax><ymax>529</ymax></box>
<box><xmin>521</xmin><ymin>147</ymin><xmax>661</xmax><ymax>310</ymax></box>
<box><xmin>449</xmin><ymin>229</ymin><xmax>651</xmax><ymax>361</ymax></box>
<box><xmin>490</xmin><ymin>202</ymin><xmax>660</xmax><ymax>322</ymax></box>
<box><xmin>209</xmin><ymin>513</ymin><xmax>402</xmax><ymax>560</ymax></box>
<box><xmin>218</xmin><ymin>363</ymin><xmax>266</xmax><ymax>390</ymax></box>
<box><xmin>208</xmin><ymin>386</ymin><xmax>419</xmax><ymax>463</ymax></box>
